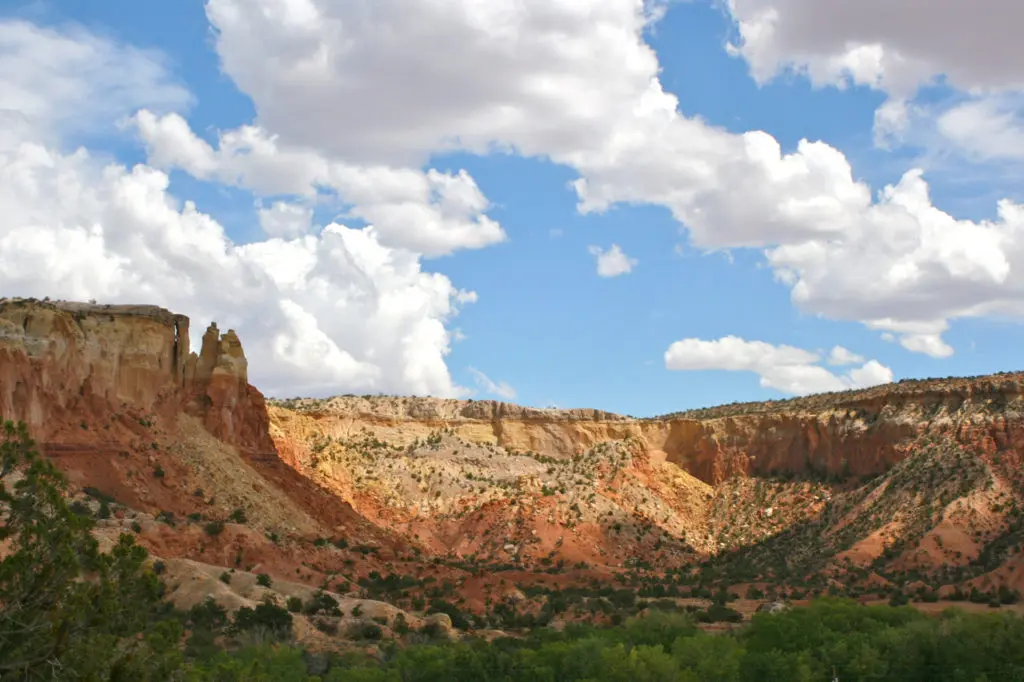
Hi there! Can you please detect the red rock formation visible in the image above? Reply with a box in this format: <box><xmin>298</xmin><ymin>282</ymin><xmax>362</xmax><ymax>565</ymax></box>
<box><xmin>652</xmin><ymin>379</ymin><xmax>1024</xmax><ymax>484</ymax></box>
<box><xmin>182</xmin><ymin>322</ymin><xmax>274</xmax><ymax>454</ymax></box>
<box><xmin>265</xmin><ymin>377</ymin><xmax>1024</xmax><ymax>486</ymax></box>
<box><xmin>7</xmin><ymin>296</ymin><xmax>1024</xmax><ymax>597</ymax></box>
<box><xmin>0</xmin><ymin>298</ymin><xmax>270</xmax><ymax>453</ymax></box>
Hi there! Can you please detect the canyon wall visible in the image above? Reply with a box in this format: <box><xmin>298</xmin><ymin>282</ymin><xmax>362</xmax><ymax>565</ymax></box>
<box><xmin>4</xmin><ymin>296</ymin><xmax>1022</xmax><ymax>487</ymax></box>
<box><xmin>653</xmin><ymin>377</ymin><xmax>1024</xmax><ymax>482</ymax></box>
<box><xmin>4</xmin><ymin>296</ymin><xmax>1022</xmax><ymax>591</ymax></box>
<box><xmin>0</xmin><ymin>298</ymin><xmax>271</xmax><ymax>453</ymax></box>
<box><xmin>271</xmin><ymin>378</ymin><xmax>1024</xmax><ymax>484</ymax></box>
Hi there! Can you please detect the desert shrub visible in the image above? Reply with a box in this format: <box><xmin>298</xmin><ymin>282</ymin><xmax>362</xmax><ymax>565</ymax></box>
<box><xmin>303</xmin><ymin>591</ymin><xmax>342</xmax><ymax>617</ymax></box>
<box><xmin>231</xmin><ymin>602</ymin><xmax>293</xmax><ymax>640</ymax></box>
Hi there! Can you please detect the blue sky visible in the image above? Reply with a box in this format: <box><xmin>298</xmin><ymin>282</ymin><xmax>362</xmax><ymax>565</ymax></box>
<box><xmin>3</xmin><ymin>0</ymin><xmax>1024</xmax><ymax>416</ymax></box>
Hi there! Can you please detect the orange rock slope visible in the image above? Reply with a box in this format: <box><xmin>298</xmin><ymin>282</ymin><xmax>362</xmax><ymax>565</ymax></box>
<box><xmin>266</xmin><ymin>374</ymin><xmax>1024</xmax><ymax>593</ymax></box>
<box><xmin>0</xmin><ymin>297</ymin><xmax>400</xmax><ymax>565</ymax></box>
<box><xmin>5</xmin><ymin>296</ymin><xmax>1024</xmax><ymax>604</ymax></box>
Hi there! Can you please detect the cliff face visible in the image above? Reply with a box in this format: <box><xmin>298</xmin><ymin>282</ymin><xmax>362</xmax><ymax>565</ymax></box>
<box><xmin>181</xmin><ymin>322</ymin><xmax>274</xmax><ymax>454</ymax></box>
<box><xmin>0</xmin><ymin>298</ymin><xmax>270</xmax><ymax>453</ymax></box>
<box><xmin>5</xmin><ymin>295</ymin><xmax>1024</xmax><ymax>597</ymax></box>
<box><xmin>651</xmin><ymin>377</ymin><xmax>1024</xmax><ymax>483</ymax></box>
<box><xmin>266</xmin><ymin>378</ymin><xmax>1024</xmax><ymax>587</ymax></box>
<box><xmin>270</xmin><ymin>379</ymin><xmax>1024</xmax><ymax>485</ymax></box>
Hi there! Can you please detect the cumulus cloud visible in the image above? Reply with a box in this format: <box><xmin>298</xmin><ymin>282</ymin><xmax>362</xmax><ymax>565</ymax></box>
<box><xmin>0</xmin><ymin>20</ymin><xmax>488</xmax><ymax>399</ymax></box>
<box><xmin>723</xmin><ymin>0</ymin><xmax>1024</xmax><ymax>95</ymax></box>
<box><xmin>190</xmin><ymin>0</ymin><xmax>1024</xmax><ymax>356</ymax></box>
<box><xmin>204</xmin><ymin>0</ymin><xmax>670</xmax><ymax>166</ymax></box>
<box><xmin>664</xmin><ymin>336</ymin><xmax>892</xmax><ymax>395</ymax></box>
<box><xmin>721</xmin><ymin>0</ymin><xmax>1024</xmax><ymax>158</ymax></box>
<box><xmin>468</xmin><ymin>368</ymin><xmax>517</xmax><ymax>400</ymax></box>
<box><xmin>132</xmin><ymin>110</ymin><xmax>506</xmax><ymax>257</ymax></box>
<box><xmin>8</xmin><ymin>0</ymin><xmax>1024</xmax><ymax>403</ymax></box>
<box><xmin>766</xmin><ymin>170</ymin><xmax>1021</xmax><ymax>357</ymax></box>
<box><xmin>0</xmin><ymin>19</ymin><xmax>191</xmax><ymax>141</ymax></box>
<box><xmin>826</xmin><ymin>346</ymin><xmax>864</xmax><ymax>366</ymax></box>
<box><xmin>0</xmin><ymin>139</ymin><xmax>480</xmax><ymax>397</ymax></box>
<box><xmin>257</xmin><ymin>201</ymin><xmax>313</xmax><ymax>238</ymax></box>
<box><xmin>588</xmin><ymin>244</ymin><xmax>638</xmax><ymax>277</ymax></box>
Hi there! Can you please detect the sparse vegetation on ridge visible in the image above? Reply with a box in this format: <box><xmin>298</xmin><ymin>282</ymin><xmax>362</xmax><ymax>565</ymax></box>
<box><xmin>654</xmin><ymin>370</ymin><xmax>1024</xmax><ymax>420</ymax></box>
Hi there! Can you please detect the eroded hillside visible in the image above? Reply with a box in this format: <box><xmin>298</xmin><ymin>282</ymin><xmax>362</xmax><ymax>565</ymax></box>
<box><xmin>0</xmin><ymin>298</ymin><xmax>413</xmax><ymax>632</ymax></box>
<box><xmin>267</xmin><ymin>375</ymin><xmax>1024</xmax><ymax>602</ymax></box>
<box><xmin>6</xmin><ymin>296</ymin><xmax>1024</xmax><ymax>647</ymax></box>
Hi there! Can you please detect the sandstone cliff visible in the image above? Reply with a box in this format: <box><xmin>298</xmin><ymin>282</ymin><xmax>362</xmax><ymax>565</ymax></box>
<box><xmin>266</xmin><ymin>379</ymin><xmax>1024</xmax><ymax>597</ymax></box>
<box><xmin>4</xmin><ymin>295</ymin><xmax>1024</xmax><ymax>612</ymax></box>
<box><xmin>0</xmin><ymin>297</ymin><xmax>400</xmax><ymax>570</ymax></box>
<box><xmin>269</xmin><ymin>376</ymin><xmax>1024</xmax><ymax>485</ymax></box>
<box><xmin>0</xmin><ymin>297</ymin><xmax>270</xmax><ymax>452</ymax></box>
<box><xmin>655</xmin><ymin>373</ymin><xmax>1024</xmax><ymax>483</ymax></box>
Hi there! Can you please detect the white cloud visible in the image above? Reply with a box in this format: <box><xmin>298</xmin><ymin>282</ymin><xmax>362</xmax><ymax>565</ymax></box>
<box><xmin>723</xmin><ymin>0</ymin><xmax>1024</xmax><ymax>96</ymax></box>
<box><xmin>8</xmin><ymin>0</ymin><xmax>1024</xmax><ymax>399</ymax></box>
<box><xmin>257</xmin><ymin>201</ymin><xmax>313</xmax><ymax>238</ymax></box>
<box><xmin>872</xmin><ymin>98</ymin><xmax>913</xmax><ymax>150</ymax></box>
<box><xmin>664</xmin><ymin>336</ymin><xmax>892</xmax><ymax>395</ymax></box>
<box><xmin>721</xmin><ymin>0</ymin><xmax>1024</xmax><ymax>159</ymax></box>
<box><xmin>0</xmin><ymin>138</ymin><xmax>478</xmax><ymax>398</ymax></box>
<box><xmin>468</xmin><ymin>367</ymin><xmax>517</xmax><ymax>400</ymax></box>
<box><xmin>0</xmin><ymin>20</ymin><xmax>482</xmax><ymax>399</ymax></box>
<box><xmin>826</xmin><ymin>345</ymin><xmax>864</xmax><ymax>366</ymax></box>
<box><xmin>862</xmin><ymin>318</ymin><xmax>954</xmax><ymax>356</ymax></box>
<box><xmin>0</xmin><ymin>19</ymin><xmax>190</xmax><ymax>141</ymax></box>
<box><xmin>193</xmin><ymin>0</ymin><xmax>1024</xmax><ymax>356</ymax></box>
<box><xmin>936</xmin><ymin>97</ymin><xmax>1024</xmax><ymax>162</ymax></box>
<box><xmin>588</xmin><ymin>243</ymin><xmax>638</xmax><ymax>277</ymax></box>
<box><xmin>766</xmin><ymin>171</ymin><xmax>1021</xmax><ymax>358</ymax></box>
<box><xmin>132</xmin><ymin>110</ymin><xmax>506</xmax><ymax>257</ymax></box>
<box><xmin>204</xmin><ymin>0</ymin><xmax>670</xmax><ymax>166</ymax></box>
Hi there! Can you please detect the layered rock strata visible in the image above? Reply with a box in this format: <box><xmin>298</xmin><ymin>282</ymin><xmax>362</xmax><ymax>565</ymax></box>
<box><xmin>270</xmin><ymin>376</ymin><xmax>1024</xmax><ymax>485</ymax></box>
<box><xmin>0</xmin><ymin>298</ymin><xmax>270</xmax><ymax>452</ymax></box>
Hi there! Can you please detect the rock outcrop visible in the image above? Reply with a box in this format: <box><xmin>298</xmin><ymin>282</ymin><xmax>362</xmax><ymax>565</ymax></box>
<box><xmin>0</xmin><ymin>298</ymin><xmax>270</xmax><ymax>453</ymax></box>
<box><xmin>182</xmin><ymin>322</ymin><xmax>274</xmax><ymax>453</ymax></box>
<box><xmin>270</xmin><ymin>375</ymin><xmax>1024</xmax><ymax>485</ymax></box>
<box><xmin>5</xmin><ymin>295</ymin><xmax>1024</xmax><ymax>605</ymax></box>
<box><xmin>267</xmin><ymin>376</ymin><xmax>1024</xmax><ymax>591</ymax></box>
<box><xmin>648</xmin><ymin>375</ymin><xmax>1024</xmax><ymax>483</ymax></box>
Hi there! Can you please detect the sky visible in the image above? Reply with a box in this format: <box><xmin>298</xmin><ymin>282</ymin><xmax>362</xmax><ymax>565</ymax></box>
<box><xmin>2</xmin><ymin>0</ymin><xmax>1024</xmax><ymax>417</ymax></box>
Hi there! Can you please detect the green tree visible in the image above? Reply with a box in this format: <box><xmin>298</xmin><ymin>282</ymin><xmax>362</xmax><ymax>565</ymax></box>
<box><xmin>231</xmin><ymin>602</ymin><xmax>294</xmax><ymax>641</ymax></box>
<box><xmin>0</xmin><ymin>420</ymin><xmax>182</xmax><ymax>680</ymax></box>
<box><xmin>672</xmin><ymin>633</ymin><xmax>743</xmax><ymax>682</ymax></box>
<box><xmin>185</xmin><ymin>645</ymin><xmax>311</xmax><ymax>682</ymax></box>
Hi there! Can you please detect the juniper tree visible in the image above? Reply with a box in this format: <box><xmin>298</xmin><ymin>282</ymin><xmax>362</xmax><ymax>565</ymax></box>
<box><xmin>0</xmin><ymin>420</ymin><xmax>182</xmax><ymax>680</ymax></box>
